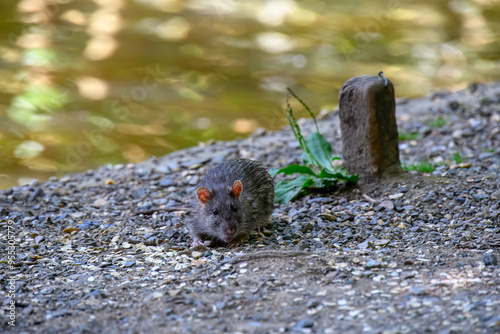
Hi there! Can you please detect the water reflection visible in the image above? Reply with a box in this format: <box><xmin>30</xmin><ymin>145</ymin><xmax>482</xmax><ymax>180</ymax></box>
<box><xmin>0</xmin><ymin>0</ymin><xmax>499</xmax><ymax>188</ymax></box>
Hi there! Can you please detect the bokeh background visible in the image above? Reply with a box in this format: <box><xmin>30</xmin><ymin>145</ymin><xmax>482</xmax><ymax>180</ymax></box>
<box><xmin>0</xmin><ymin>0</ymin><xmax>499</xmax><ymax>189</ymax></box>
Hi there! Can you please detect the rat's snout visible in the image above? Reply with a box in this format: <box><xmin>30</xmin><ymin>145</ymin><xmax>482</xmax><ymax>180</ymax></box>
<box><xmin>220</xmin><ymin>220</ymin><xmax>238</xmax><ymax>242</ymax></box>
<box><xmin>222</xmin><ymin>226</ymin><xmax>237</xmax><ymax>242</ymax></box>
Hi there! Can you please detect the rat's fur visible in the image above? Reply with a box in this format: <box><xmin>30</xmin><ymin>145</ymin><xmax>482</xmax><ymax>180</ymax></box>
<box><xmin>189</xmin><ymin>159</ymin><xmax>274</xmax><ymax>247</ymax></box>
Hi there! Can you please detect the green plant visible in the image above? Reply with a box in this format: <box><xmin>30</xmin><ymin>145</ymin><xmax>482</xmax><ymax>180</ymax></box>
<box><xmin>427</xmin><ymin>116</ymin><xmax>446</xmax><ymax>128</ymax></box>
<box><xmin>481</xmin><ymin>147</ymin><xmax>495</xmax><ymax>153</ymax></box>
<box><xmin>398</xmin><ymin>131</ymin><xmax>419</xmax><ymax>141</ymax></box>
<box><xmin>403</xmin><ymin>161</ymin><xmax>436</xmax><ymax>173</ymax></box>
<box><xmin>270</xmin><ymin>88</ymin><xmax>358</xmax><ymax>204</ymax></box>
<box><xmin>453</xmin><ymin>149</ymin><xmax>464</xmax><ymax>164</ymax></box>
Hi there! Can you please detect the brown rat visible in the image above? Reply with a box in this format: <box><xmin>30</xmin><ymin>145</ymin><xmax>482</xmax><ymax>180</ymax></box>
<box><xmin>189</xmin><ymin>158</ymin><xmax>274</xmax><ymax>247</ymax></box>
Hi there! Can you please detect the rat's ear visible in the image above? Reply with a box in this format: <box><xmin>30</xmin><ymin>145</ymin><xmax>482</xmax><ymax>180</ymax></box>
<box><xmin>196</xmin><ymin>187</ymin><xmax>211</xmax><ymax>204</ymax></box>
<box><xmin>232</xmin><ymin>180</ymin><xmax>243</xmax><ymax>199</ymax></box>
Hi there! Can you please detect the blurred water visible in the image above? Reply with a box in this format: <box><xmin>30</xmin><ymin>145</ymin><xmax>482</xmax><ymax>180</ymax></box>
<box><xmin>0</xmin><ymin>0</ymin><xmax>499</xmax><ymax>188</ymax></box>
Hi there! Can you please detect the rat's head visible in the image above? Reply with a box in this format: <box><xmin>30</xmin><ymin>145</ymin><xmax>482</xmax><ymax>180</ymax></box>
<box><xmin>195</xmin><ymin>180</ymin><xmax>244</xmax><ymax>243</ymax></box>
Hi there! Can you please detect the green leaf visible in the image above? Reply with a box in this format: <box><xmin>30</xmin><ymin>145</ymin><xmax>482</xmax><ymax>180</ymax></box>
<box><xmin>274</xmin><ymin>175</ymin><xmax>314</xmax><ymax>205</ymax></box>
<box><xmin>272</xmin><ymin>164</ymin><xmax>318</xmax><ymax>177</ymax></box>
<box><xmin>320</xmin><ymin>168</ymin><xmax>359</xmax><ymax>183</ymax></box>
<box><xmin>300</xmin><ymin>151</ymin><xmax>311</xmax><ymax>165</ymax></box>
<box><xmin>346</xmin><ymin>174</ymin><xmax>359</xmax><ymax>183</ymax></box>
<box><xmin>269</xmin><ymin>168</ymin><xmax>280</xmax><ymax>178</ymax></box>
<box><xmin>319</xmin><ymin>168</ymin><xmax>345</xmax><ymax>180</ymax></box>
<box><xmin>305</xmin><ymin>132</ymin><xmax>334</xmax><ymax>171</ymax></box>
<box><xmin>317</xmin><ymin>178</ymin><xmax>338</xmax><ymax>188</ymax></box>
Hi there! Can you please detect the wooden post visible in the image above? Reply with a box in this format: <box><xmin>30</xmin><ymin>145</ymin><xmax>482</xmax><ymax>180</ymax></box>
<box><xmin>338</xmin><ymin>73</ymin><xmax>403</xmax><ymax>183</ymax></box>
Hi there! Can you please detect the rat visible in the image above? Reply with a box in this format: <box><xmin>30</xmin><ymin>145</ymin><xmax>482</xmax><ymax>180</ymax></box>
<box><xmin>189</xmin><ymin>158</ymin><xmax>274</xmax><ymax>247</ymax></box>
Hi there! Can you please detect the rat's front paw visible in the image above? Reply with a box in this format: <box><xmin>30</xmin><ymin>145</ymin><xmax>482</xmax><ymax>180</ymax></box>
<box><xmin>191</xmin><ymin>236</ymin><xmax>205</xmax><ymax>247</ymax></box>
<box><xmin>227</xmin><ymin>235</ymin><xmax>249</xmax><ymax>248</ymax></box>
<box><xmin>227</xmin><ymin>240</ymin><xmax>242</xmax><ymax>248</ymax></box>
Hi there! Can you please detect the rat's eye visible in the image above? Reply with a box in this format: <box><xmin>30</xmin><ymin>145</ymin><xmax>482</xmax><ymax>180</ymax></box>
<box><xmin>212</xmin><ymin>208</ymin><xmax>219</xmax><ymax>215</ymax></box>
<box><xmin>231</xmin><ymin>204</ymin><xmax>237</xmax><ymax>212</ymax></box>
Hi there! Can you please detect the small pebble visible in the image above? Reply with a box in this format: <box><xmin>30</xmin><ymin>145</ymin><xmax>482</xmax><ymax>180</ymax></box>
<box><xmin>306</xmin><ymin>300</ymin><xmax>320</xmax><ymax>308</ymax></box>
<box><xmin>295</xmin><ymin>319</ymin><xmax>314</xmax><ymax>329</ymax></box>
<box><xmin>483</xmin><ymin>253</ymin><xmax>498</xmax><ymax>266</ymax></box>
<box><xmin>366</xmin><ymin>260</ymin><xmax>381</xmax><ymax>269</ymax></box>
<box><xmin>410</xmin><ymin>286</ymin><xmax>429</xmax><ymax>296</ymax></box>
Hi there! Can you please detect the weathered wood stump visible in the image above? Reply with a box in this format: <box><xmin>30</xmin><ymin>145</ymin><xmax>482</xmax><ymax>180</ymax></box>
<box><xmin>338</xmin><ymin>73</ymin><xmax>403</xmax><ymax>183</ymax></box>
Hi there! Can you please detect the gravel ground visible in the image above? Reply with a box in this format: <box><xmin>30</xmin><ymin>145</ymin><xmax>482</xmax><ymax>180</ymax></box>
<box><xmin>1</xmin><ymin>82</ymin><xmax>499</xmax><ymax>334</ymax></box>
